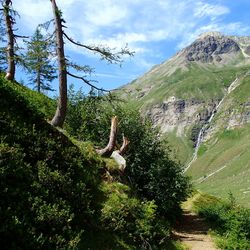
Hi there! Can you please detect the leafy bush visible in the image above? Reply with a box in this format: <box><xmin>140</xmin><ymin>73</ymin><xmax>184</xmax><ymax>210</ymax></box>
<box><xmin>65</xmin><ymin>88</ymin><xmax>191</xmax><ymax>218</ymax></box>
<box><xmin>100</xmin><ymin>182</ymin><xmax>170</xmax><ymax>249</ymax></box>
<box><xmin>195</xmin><ymin>193</ymin><xmax>250</xmax><ymax>250</ymax></box>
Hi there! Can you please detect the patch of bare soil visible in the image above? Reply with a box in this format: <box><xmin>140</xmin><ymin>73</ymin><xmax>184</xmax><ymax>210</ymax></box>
<box><xmin>173</xmin><ymin>210</ymin><xmax>218</xmax><ymax>250</ymax></box>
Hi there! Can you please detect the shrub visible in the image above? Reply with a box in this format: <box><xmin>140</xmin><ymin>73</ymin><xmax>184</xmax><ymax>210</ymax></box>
<box><xmin>196</xmin><ymin>193</ymin><xmax>250</xmax><ymax>250</ymax></box>
<box><xmin>65</xmin><ymin>89</ymin><xmax>191</xmax><ymax>218</ymax></box>
<box><xmin>100</xmin><ymin>182</ymin><xmax>171</xmax><ymax>249</ymax></box>
<box><xmin>117</xmin><ymin>108</ymin><xmax>192</xmax><ymax>218</ymax></box>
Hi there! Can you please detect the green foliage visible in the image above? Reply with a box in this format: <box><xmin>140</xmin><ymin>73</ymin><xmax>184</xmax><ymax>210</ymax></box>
<box><xmin>24</xmin><ymin>27</ymin><xmax>57</xmax><ymax>93</ymax></box>
<box><xmin>0</xmin><ymin>76</ymin><xmax>188</xmax><ymax>249</ymax></box>
<box><xmin>194</xmin><ymin>193</ymin><xmax>250</xmax><ymax>250</ymax></box>
<box><xmin>65</xmin><ymin>88</ymin><xmax>191</xmax><ymax>218</ymax></box>
<box><xmin>0</xmin><ymin>76</ymin><xmax>103</xmax><ymax>249</ymax></box>
<box><xmin>100</xmin><ymin>182</ymin><xmax>170</xmax><ymax>249</ymax></box>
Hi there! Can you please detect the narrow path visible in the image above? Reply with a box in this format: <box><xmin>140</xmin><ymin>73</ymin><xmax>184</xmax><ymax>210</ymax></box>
<box><xmin>174</xmin><ymin>210</ymin><xmax>218</xmax><ymax>250</ymax></box>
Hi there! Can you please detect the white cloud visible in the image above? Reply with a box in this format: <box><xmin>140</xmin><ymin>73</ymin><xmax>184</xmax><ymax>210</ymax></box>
<box><xmin>177</xmin><ymin>22</ymin><xmax>250</xmax><ymax>49</ymax></box>
<box><xmin>194</xmin><ymin>1</ymin><xmax>230</xmax><ymax>20</ymax></box>
<box><xmin>12</xmin><ymin>0</ymin><xmax>250</xmax><ymax>75</ymax></box>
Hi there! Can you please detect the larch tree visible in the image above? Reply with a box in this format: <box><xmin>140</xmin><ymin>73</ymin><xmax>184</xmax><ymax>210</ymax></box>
<box><xmin>24</xmin><ymin>27</ymin><xmax>57</xmax><ymax>93</ymax></box>
<box><xmin>0</xmin><ymin>0</ymin><xmax>27</xmax><ymax>80</ymax></box>
<box><xmin>50</xmin><ymin>0</ymin><xmax>134</xmax><ymax>127</ymax></box>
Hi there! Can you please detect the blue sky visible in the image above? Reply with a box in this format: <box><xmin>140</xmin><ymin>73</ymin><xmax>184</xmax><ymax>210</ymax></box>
<box><xmin>12</xmin><ymin>0</ymin><xmax>250</xmax><ymax>93</ymax></box>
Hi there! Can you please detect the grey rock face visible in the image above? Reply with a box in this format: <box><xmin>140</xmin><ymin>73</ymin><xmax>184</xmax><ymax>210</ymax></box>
<box><xmin>184</xmin><ymin>35</ymin><xmax>240</xmax><ymax>63</ymax></box>
<box><xmin>147</xmin><ymin>98</ymin><xmax>219</xmax><ymax>138</ymax></box>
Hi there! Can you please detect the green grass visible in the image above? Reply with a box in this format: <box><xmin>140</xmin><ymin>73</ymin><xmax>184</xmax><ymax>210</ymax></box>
<box><xmin>187</xmin><ymin>124</ymin><xmax>250</xmax><ymax>208</ymax></box>
<box><xmin>164</xmin><ymin>132</ymin><xmax>194</xmax><ymax>165</ymax></box>
<box><xmin>127</xmin><ymin>62</ymin><xmax>250</xmax><ymax>108</ymax></box>
<box><xmin>186</xmin><ymin>74</ymin><xmax>250</xmax><ymax>208</ymax></box>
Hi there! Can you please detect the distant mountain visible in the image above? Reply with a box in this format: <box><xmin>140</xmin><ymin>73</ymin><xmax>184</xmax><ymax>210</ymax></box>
<box><xmin>120</xmin><ymin>32</ymin><xmax>250</xmax><ymax>207</ymax></box>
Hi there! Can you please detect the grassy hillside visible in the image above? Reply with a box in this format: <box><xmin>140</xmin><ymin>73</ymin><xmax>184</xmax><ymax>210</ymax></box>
<box><xmin>124</xmin><ymin>60</ymin><xmax>249</xmax><ymax>107</ymax></box>
<box><xmin>121</xmin><ymin>62</ymin><xmax>250</xmax><ymax>165</ymax></box>
<box><xmin>0</xmin><ymin>75</ymin><xmax>105</xmax><ymax>249</ymax></box>
<box><xmin>187</xmin><ymin>75</ymin><xmax>250</xmax><ymax>208</ymax></box>
<box><xmin>0</xmin><ymin>76</ymin><xmax>190</xmax><ymax>249</ymax></box>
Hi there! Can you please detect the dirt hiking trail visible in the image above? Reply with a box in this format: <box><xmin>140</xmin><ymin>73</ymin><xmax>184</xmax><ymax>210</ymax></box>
<box><xmin>174</xmin><ymin>209</ymin><xmax>218</xmax><ymax>250</ymax></box>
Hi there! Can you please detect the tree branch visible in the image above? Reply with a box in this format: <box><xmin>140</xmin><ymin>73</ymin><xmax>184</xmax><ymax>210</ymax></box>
<box><xmin>63</xmin><ymin>31</ymin><xmax>134</xmax><ymax>64</ymax></box>
<box><xmin>96</xmin><ymin>116</ymin><xmax>118</xmax><ymax>157</ymax></box>
<box><xmin>14</xmin><ymin>34</ymin><xmax>29</xmax><ymax>39</ymax></box>
<box><xmin>67</xmin><ymin>71</ymin><xmax>111</xmax><ymax>93</ymax></box>
<box><xmin>118</xmin><ymin>135</ymin><xmax>130</xmax><ymax>155</ymax></box>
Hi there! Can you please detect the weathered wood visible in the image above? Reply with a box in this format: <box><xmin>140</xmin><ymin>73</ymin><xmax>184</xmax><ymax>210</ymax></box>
<box><xmin>96</xmin><ymin>116</ymin><xmax>118</xmax><ymax>157</ymax></box>
<box><xmin>118</xmin><ymin>135</ymin><xmax>129</xmax><ymax>155</ymax></box>
<box><xmin>50</xmin><ymin>0</ymin><xmax>67</xmax><ymax>127</ymax></box>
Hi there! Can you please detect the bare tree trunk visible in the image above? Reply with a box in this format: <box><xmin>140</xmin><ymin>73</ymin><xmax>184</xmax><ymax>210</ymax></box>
<box><xmin>37</xmin><ymin>69</ymin><xmax>41</xmax><ymax>93</ymax></box>
<box><xmin>4</xmin><ymin>0</ymin><xmax>15</xmax><ymax>81</ymax></box>
<box><xmin>50</xmin><ymin>0</ymin><xmax>67</xmax><ymax>127</ymax></box>
<box><xmin>96</xmin><ymin>116</ymin><xmax>118</xmax><ymax>157</ymax></box>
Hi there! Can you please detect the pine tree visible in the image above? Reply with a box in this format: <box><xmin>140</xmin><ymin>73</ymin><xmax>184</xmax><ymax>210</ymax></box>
<box><xmin>25</xmin><ymin>27</ymin><xmax>57</xmax><ymax>93</ymax></box>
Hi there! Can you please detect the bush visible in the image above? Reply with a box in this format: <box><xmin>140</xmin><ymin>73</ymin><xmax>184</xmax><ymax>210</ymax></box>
<box><xmin>196</xmin><ymin>194</ymin><xmax>250</xmax><ymax>250</ymax></box>
<box><xmin>65</xmin><ymin>88</ymin><xmax>191</xmax><ymax>218</ymax></box>
<box><xmin>100</xmin><ymin>182</ymin><xmax>171</xmax><ymax>249</ymax></box>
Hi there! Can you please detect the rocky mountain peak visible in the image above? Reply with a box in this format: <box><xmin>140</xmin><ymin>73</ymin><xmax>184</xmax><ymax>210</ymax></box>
<box><xmin>182</xmin><ymin>32</ymin><xmax>240</xmax><ymax>63</ymax></box>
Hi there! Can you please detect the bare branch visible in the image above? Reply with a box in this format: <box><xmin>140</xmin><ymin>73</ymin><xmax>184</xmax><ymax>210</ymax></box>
<box><xmin>14</xmin><ymin>34</ymin><xmax>29</xmax><ymax>39</ymax></box>
<box><xmin>67</xmin><ymin>71</ymin><xmax>111</xmax><ymax>93</ymax></box>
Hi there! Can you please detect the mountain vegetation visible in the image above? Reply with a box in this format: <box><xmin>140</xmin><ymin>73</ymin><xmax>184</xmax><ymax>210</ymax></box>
<box><xmin>0</xmin><ymin>74</ymin><xmax>190</xmax><ymax>249</ymax></box>
<box><xmin>121</xmin><ymin>32</ymin><xmax>250</xmax><ymax>208</ymax></box>
<box><xmin>185</xmin><ymin>192</ymin><xmax>250</xmax><ymax>249</ymax></box>
<box><xmin>24</xmin><ymin>27</ymin><xmax>57</xmax><ymax>93</ymax></box>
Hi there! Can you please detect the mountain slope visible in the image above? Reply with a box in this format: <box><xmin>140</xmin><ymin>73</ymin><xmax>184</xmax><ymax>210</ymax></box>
<box><xmin>0</xmin><ymin>75</ymin><xmax>104</xmax><ymax>248</ymax></box>
<box><xmin>0</xmin><ymin>76</ymin><xmax>191</xmax><ymax>249</ymax></box>
<box><xmin>121</xmin><ymin>32</ymin><xmax>250</xmax><ymax>207</ymax></box>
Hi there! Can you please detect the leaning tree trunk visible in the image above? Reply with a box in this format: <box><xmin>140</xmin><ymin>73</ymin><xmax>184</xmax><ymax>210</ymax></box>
<box><xmin>50</xmin><ymin>0</ymin><xmax>67</xmax><ymax>127</ymax></box>
<box><xmin>4</xmin><ymin>0</ymin><xmax>15</xmax><ymax>81</ymax></box>
<box><xmin>96</xmin><ymin>116</ymin><xmax>118</xmax><ymax>157</ymax></box>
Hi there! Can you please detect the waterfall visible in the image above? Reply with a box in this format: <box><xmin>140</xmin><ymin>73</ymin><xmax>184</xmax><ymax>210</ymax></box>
<box><xmin>183</xmin><ymin>78</ymin><xmax>239</xmax><ymax>173</ymax></box>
